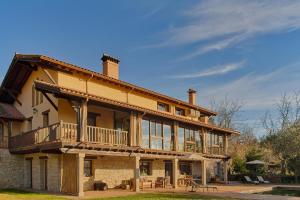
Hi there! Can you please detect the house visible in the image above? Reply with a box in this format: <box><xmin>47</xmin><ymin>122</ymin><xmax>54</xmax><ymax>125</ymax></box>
<box><xmin>0</xmin><ymin>53</ymin><xmax>239</xmax><ymax>196</ymax></box>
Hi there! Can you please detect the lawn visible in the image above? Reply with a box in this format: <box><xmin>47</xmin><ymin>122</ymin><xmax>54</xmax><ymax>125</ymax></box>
<box><xmin>0</xmin><ymin>189</ymin><xmax>239</xmax><ymax>200</ymax></box>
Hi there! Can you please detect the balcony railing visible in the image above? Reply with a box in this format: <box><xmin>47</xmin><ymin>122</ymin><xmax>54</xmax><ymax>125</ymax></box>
<box><xmin>0</xmin><ymin>136</ymin><xmax>8</xmax><ymax>149</ymax></box>
<box><xmin>10</xmin><ymin>121</ymin><xmax>128</xmax><ymax>150</ymax></box>
<box><xmin>207</xmin><ymin>145</ymin><xmax>225</xmax><ymax>155</ymax></box>
<box><xmin>86</xmin><ymin>126</ymin><xmax>128</xmax><ymax>146</ymax></box>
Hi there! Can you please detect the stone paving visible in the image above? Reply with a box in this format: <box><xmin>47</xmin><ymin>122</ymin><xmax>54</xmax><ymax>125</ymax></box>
<box><xmin>82</xmin><ymin>184</ymin><xmax>300</xmax><ymax>200</ymax></box>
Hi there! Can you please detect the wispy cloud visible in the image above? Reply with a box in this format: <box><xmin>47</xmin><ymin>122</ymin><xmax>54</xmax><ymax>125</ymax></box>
<box><xmin>199</xmin><ymin>61</ymin><xmax>300</xmax><ymax>110</ymax></box>
<box><xmin>148</xmin><ymin>0</ymin><xmax>300</xmax><ymax>57</ymax></box>
<box><xmin>170</xmin><ymin>61</ymin><xmax>244</xmax><ymax>79</ymax></box>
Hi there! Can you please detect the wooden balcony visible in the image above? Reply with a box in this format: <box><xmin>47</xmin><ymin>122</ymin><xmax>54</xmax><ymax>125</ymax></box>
<box><xmin>10</xmin><ymin>121</ymin><xmax>128</xmax><ymax>152</ymax></box>
<box><xmin>207</xmin><ymin>145</ymin><xmax>225</xmax><ymax>155</ymax></box>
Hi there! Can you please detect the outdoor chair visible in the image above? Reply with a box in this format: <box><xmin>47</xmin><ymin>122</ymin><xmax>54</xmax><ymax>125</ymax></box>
<box><xmin>244</xmin><ymin>176</ymin><xmax>259</xmax><ymax>184</ymax></box>
<box><xmin>155</xmin><ymin>177</ymin><xmax>165</xmax><ymax>188</ymax></box>
<box><xmin>140</xmin><ymin>177</ymin><xmax>153</xmax><ymax>189</ymax></box>
<box><xmin>257</xmin><ymin>176</ymin><xmax>270</xmax><ymax>184</ymax></box>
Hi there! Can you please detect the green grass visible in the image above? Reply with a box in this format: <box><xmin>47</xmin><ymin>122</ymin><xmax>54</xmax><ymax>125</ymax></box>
<box><xmin>90</xmin><ymin>193</ymin><xmax>238</xmax><ymax>200</ymax></box>
<box><xmin>0</xmin><ymin>189</ymin><xmax>66</xmax><ymax>200</ymax></box>
<box><xmin>0</xmin><ymin>189</ymin><xmax>239</xmax><ymax>200</ymax></box>
<box><xmin>261</xmin><ymin>188</ymin><xmax>300</xmax><ymax>197</ymax></box>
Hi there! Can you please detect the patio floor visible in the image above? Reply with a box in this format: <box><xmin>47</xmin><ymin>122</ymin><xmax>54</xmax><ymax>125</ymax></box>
<box><xmin>81</xmin><ymin>184</ymin><xmax>300</xmax><ymax>200</ymax></box>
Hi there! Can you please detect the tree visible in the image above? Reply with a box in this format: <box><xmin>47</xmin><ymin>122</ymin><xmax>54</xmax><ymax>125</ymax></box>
<box><xmin>210</xmin><ymin>96</ymin><xmax>243</xmax><ymax>129</ymax></box>
<box><xmin>261</xmin><ymin>92</ymin><xmax>300</xmax><ymax>176</ymax></box>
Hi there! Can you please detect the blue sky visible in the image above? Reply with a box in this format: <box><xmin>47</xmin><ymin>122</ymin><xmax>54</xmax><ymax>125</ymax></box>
<box><xmin>1</xmin><ymin>0</ymin><xmax>300</xmax><ymax>136</ymax></box>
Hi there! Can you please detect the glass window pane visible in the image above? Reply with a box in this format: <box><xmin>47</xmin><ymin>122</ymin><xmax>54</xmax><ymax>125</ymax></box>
<box><xmin>156</xmin><ymin>122</ymin><xmax>162</xmax><ymax>137</ymax></box>
<box><xmin>163</xmin><ymin>124</ymin><xmax>171</xmax><ymax>151</ymax></box>
<box><xmin>142</xmin><ymin>120</ymin><xmax>150</xmax><ymax>148</ymax></box>
<box><xmin>178</xmin><ymin>127</ymin><xmax>185</xmax><ymax>151</ymax></box>
<box><xmin>151</xmin><ymin>138</ymin><xmax>162</xmax><ymax>150</ymax></box>
<box><xmin>150</xmin><ymin>121</ymin><xmax>156</xmax><ymax>136</ymax></box>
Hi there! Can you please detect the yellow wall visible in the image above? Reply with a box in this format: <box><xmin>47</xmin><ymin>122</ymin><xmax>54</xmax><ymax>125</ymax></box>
<box><xmin>57</xmin><ymin>71</ymin><xmax>206</xmax><ymax>122</ymax></box>
<box><xmin>87</xmin><ymin>105</ymin><xmax>114</xmax><ymax>129</ymax></box>
<box><xmin>13</xmin><ymin>66</ymin><xmax>58</xmax><ymax>135</ymax></box>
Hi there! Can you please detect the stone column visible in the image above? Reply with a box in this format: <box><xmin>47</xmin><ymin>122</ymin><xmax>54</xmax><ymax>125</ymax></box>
<box><xmin>223</xmin><ymin>160</ymin><xmax>228</xmax><ymax>184</ymax></box>
<box><xmin>172</xmin><ymin>158</ymin><xmax>178</xmax><ymax>189</ymax></box>
<box><xmin>80</xmin><ymin>100</ymin><xmax>87</xmax><ymax>142</ymax></box>
<box><xmin>201</xmin><ymin>159</ymin><xmax>207</xmax><ymax>185</ymax></box>
<box><xmin>77</xmin><ymin>153</ymin><xmax>85</xmax><ymax>197</ymax></box>
<box><xmin>134</xmin><ymin>156</ymin><xmax>140</xmax><ymax>192</ymax></box>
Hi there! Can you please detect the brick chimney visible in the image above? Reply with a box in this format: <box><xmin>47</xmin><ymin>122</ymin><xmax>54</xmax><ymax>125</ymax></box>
<box><xmin>101</xmin><ymin>54</ymin><xmax>120</xmax><ymax>79</ymax></box>
<box><xmin>188</xmin><ymin>89</ymin><xmax>197</xmax><ymax>105</ymax></box>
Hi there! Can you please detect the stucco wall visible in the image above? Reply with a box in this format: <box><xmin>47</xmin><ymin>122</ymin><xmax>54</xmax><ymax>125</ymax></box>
<box><xmin>0</xmin><ymin>149</ymin><xmax>24</xmax><ymax>188</ymax></box>
<box><xmin>57</xmin><ymin>70</ymin><xmax>202</xmax><ymax>121</ymax></box>
<box><xmin>13</xmin><ymin>67</ymin><xmax>58</xmax><ymax>134</ymax></box>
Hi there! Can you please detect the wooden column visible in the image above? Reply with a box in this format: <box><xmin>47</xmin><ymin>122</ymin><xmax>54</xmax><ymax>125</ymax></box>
<box><xmin>224</xmin><ymin>134</ymin><xmax>228</xmax><ymax>155</ymax></box>
<box><xmin>223</xmin><ymin>160</ymin><xmax>228</xmax><ymax>184</ymax></box>
<box><xmin>136</xmin><ymin>114</ymin><xmax>142</xmax><ymax>146</ymax></box>
<box><xmin>201</xmin><ymin>160</ymin><xmax>207</xmax><ymax>185</ymax></box>
<box><xmin>77</xmin><ymin>153</ymin><xmax>85</xmax><ymax>197</ymax></box>
<box><xmin>80</xmin><ymin>100</ymin><xmax>87</xmax><ymax>142</ymax></box>
<box><xmin>173</xmin><ymin>122</ymin><xmax>178</xmax><ymax>152</ymax></box>
<box><xmin>134</xmin><ymin>156</ymin><xmax>140</xmax><ymax>192</ymax></box>
<box><xmin>202</xmin><ymin>128</ymin><xmax>207</xmax><ymax>154</ymax></box>
<box><xmin>129</xmin><ymin>111</ymin><xmax>137</xmax><ymax>146</ymax></box>
<box><xmin>172</xmin><ymin>158</ymin><xmax>178</xmax><ymax>189</ymax></box>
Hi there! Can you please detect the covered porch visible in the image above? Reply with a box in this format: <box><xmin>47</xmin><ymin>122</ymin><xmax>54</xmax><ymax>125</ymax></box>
<box><xmin>59</xmin><ymin>149</ymin><xmax>210</xmax><ymax>196</ymax></box>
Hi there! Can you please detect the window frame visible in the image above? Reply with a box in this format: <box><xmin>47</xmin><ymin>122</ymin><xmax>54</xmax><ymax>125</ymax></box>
<box><xmin>157</xmin><ymin>102</ymin><xmax>169</xmax><ymax>112</ymax></box>
<box><xmin>175</xmin><ymin>107</ymin><xmax>185</xmax><ymax>116</ymax></box>
<box><xmin>84</xmin><ymin>159</ymin><xmax>93</xmax><ymax>177</ymax></box>
<box><xmin>141</xmin><ymin>118</ymin><xmax>174</xmax><ymax>151</ymax></box>
<box><xmin>140</xmin><ymin>160</ymin><xmax>152</xmax><ymax>176</ymax></box>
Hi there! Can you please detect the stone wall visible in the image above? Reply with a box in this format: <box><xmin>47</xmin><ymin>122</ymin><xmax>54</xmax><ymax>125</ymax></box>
<box><xmin>0</xmin><ymin>149</ymin><xmax>24</xmax><ymax>188</ymax></box>
<box><xmin>83</xmin><ymin>156</ymin><xmax>135</xmax><ymax>190</ymax></box>
<box><xmin>24</xmin><ymin>153</ymin><xmax>61</xmax><ymax>192</ymax></box>
<box><xmin>83</xmin><ymin>157</ymin><xmax>166</xmax><ymax>190</ymax></box>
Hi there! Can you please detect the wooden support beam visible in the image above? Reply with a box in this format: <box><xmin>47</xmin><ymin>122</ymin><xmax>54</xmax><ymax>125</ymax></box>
<box><xmin>5</xmin><ymin>88</ymin><xmax>22</xmax><ymax>106</ymax></box>
<box><xmin>42</xmin><ymin>68</ymin><xmax>57</xmax><ymax>84</ymax></box>
<box><xmin>42</xmin><ymin>92</ymin><xmax>58</xmax><ymax>111</ymax></box>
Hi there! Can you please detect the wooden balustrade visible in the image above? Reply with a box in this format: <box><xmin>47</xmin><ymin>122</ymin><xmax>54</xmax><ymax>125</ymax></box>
<box><xmin>59</xmin><ymin>122</ymin><xmax>77</xmax><ymax>143</ymax></box>
<box><xmin>207</xmin><ymin>146</ymin><xmax>225</xmax><ymax>155</ymax></box>
<box><xmin>86</xmin><ymin>126</ymin><xmax>128</xmax><ymax>146</ymax></box>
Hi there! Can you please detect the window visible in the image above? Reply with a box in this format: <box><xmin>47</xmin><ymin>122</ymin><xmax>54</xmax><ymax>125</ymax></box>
<box><xmin>178</xmin><ymin>126</ymin><xmax>202</xmax><ymax>152</ymax></box>
<box><xmin>84</xmin><ymin>160</ymin><xmax>92</xmax><ymax>177</ymax></box>
<box><xmin>142</xmin><ymin>120</ymin><xmax>150</xmax><ymax>148</ymax></box>
<box><xmin>32</xmin><ymin>83</ymin><xmax>43</xmax><ymax>107</ymax></box>
<box><xmin>163</xmin><ymin>124</ymin><xmax>172</xmax><ymax>151</ymax></box>
<box><xmin>141</xmin><ymin>118</ymin><xmax>174</xmax><ymax>150</ymax></box>
<box><xmin>140</xmin><ymin>161</ymin><xmax>151</xmax><ymax>176</ymax></box>
<box><xmin>157</xmin><ymin>102</ymin><xmax>169</xmax><ymax>112</ymax></box>
<box><xmin>42</xmin><ymin>111</ymin><xmax>49</xmax><ymax>127</ymax></box>
<box><xmin>175</xmin><ymin>107</ymin><xmax>185</xmax><ymax>116</ymax></box>
<box><xmin>207</xmin><ymin>132</ymin><xmax>224</xmax><ymax>147</ymax></box>
<box><xmin>179</xmin><ymin>162</ymin><xmax>192</xmax><ymax>175</ymax></box>
<box><xmin>87</xmin><ymin>112</ymin><xmax>97</xmax><ymax>126</ymax></box>
<box><xmin>195</xmin><ymin>130</ymin><xmax>203</xmax><ymax>153</ymax></box>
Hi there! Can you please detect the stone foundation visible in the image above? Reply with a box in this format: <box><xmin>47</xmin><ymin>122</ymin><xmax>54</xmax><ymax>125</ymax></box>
<box><xmin>0</xmin><ymin>149</ymin><xmax>24</xmax><ymax>188</ymax></box>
